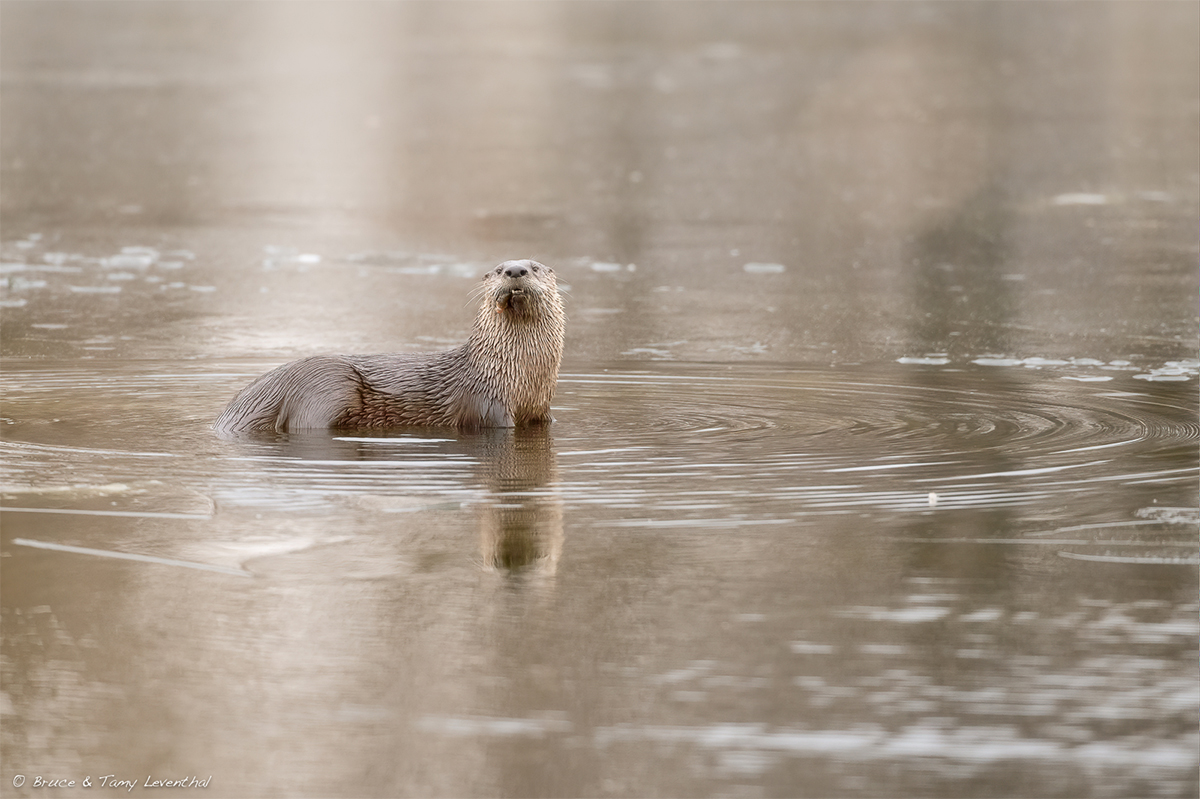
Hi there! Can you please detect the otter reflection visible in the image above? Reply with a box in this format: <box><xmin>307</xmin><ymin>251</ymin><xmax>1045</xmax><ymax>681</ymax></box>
<box><xmin>476</xmin><ymin>427</ymin><xmax>562</xmax><ymax>576</ymax></box>
<box><xmin>211</xmin><ymin>425</ymin><xmax>562</xmax><ymax>577</ymax></box>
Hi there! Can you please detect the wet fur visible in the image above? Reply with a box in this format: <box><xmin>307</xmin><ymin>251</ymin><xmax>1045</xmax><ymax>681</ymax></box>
<box><xmin>214</xmin><ymin>260</ymin><xmax>564</xmax><ymax>433</ymax></box>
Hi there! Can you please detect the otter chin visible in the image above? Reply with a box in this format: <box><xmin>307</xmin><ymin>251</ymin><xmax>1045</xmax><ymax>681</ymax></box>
<box><xmin>214</xmin><ymin>259</ymin><xmax>565</xmax><ymax>434</ymax></box>
<box><xmin>495</xmin><ymin>286</ymin><xmax>529</xmax><ymax>315</ymax></box>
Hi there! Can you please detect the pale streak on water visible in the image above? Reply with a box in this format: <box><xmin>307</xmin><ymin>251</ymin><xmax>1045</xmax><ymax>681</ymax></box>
<box><xmin>2</xmin><ymin>2</ymin><xmax>1198</xmax><ymax>798</ymax></box>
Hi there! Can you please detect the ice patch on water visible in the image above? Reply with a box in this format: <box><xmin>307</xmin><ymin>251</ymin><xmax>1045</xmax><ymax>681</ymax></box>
<box><xmin>959</xmin><ymin>608</ymin><xmax>1004</xmax><ymax>623</ymax></box>
<box><xmin>623</xmin><ymin>347</ymin><xmax>676</xmax><ymax>359</ymax></box>
<box><xmin>837</xmin><ymin>606</ymin><xmax>952</xmax><ymax>623</ymax></box>
<box><xmin>924</xmin><ymin>355</ymin><xmax>1199</xmax><ymax>381</ymax></box>
<box><xmin>417</xmin><ymin>714</ymin><xmax>572</xmax><ymax>737</ymax></box>
<box><xmin>743</xmin><ymin>262</ymin><xmax>786</xmax><ymax>274</ymax></box>
<box><xmin>390</xmin><ymin>264</ymin><xmax>440</xmax><ymax>275</ymax></box>
<box><xmin>1054</xmin><ymin>193</ymin><xmax>1108</xmax><ymax>205</ymax></box>
<box><xmin>790</xmin><ymin>641</ymin><xmax>836</xmax><ymax>655</ymax></box>
<box><xmin>402</xmin><ymin>262</ymin><xmax>477</xmax><ymax>277</ymax></box>
<box><xmin>1</xmin><ymin>263</ymin><xmax>82</xmax><ymax>274</ymax></box>
<box><xmin>1132</xmin><ymin>374</ymin><xmax>1190</xmax><ymax>382</ymax></box>
<box><xmin>103</xmin><ymin>253</ymin><xmax>156</xmax><ymax>269</ymax></box>
<box><xmin>262</xmin><ymin>246</ymin><xmax>323</xmax><ymax>271</ymax></box>
<box><xmin>69</xmin><ymin>285</ymin><xmax>121</xmax><ymax>294</ymax></box>
<box><xmin>0</xmin><ymin>243</ymin><xmax>200</xmax><ymax>311</ymax></box>
<box><xmin>1136</xmin><ymin>506</ymin><xmax>1199</xmax><ymax>526</ymax></box>
<box><xmin>344</xmin><ymin>250</ymin><xmax>482</xmax><ymax>277</ymax></box>
<box><xmin>1133</xmin><ymin>361</ymin><xmax>1199</xmax><ymax>382</ymax></box>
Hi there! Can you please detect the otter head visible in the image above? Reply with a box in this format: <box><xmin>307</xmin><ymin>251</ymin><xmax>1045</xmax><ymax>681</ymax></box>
<box><xmin>481</xmin><ymin>259</ymin><xmax>559</xmax><ymax>322</ymax></box>
<box><xmin>470</xmin><ymin>259</ymin><xmax>565</xmax><ymax>423</ymax></box>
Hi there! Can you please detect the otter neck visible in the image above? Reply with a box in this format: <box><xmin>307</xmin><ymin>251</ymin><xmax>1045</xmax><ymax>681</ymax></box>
<box><xmin>465</xmin><ymin>299</ymin><xmax>564</xmax><ymax>414</ymax></box>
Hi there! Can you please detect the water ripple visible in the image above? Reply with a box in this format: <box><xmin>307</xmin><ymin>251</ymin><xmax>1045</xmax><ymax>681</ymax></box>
<box><xmin>0</xmin><ymin>361</ymin><xmax>1195</xmax><ymax>524</ymax></box>
<box><xmin>552</xmin><ymin>364</ymin><xmax>1197</xmax><ymax>520</ymax></box>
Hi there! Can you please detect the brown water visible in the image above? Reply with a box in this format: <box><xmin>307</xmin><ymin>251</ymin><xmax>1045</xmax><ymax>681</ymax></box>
<box><xmin>2</xmin><ymin>3</ymin><xmax>1198</xmax><ymax>797</ymax></box>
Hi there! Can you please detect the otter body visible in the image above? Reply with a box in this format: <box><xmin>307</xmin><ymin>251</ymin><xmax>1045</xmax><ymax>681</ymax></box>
<box><xmin>214</xmin><ymin>260</ymin><xmax>564</xmax><ymax>434</ymax></box>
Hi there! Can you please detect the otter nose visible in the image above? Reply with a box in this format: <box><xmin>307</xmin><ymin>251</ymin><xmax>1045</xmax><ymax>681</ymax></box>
<box><xmin>503</xmin><ymin>263</ymin><xmax>529</xmax><ymax>279</ymax></box>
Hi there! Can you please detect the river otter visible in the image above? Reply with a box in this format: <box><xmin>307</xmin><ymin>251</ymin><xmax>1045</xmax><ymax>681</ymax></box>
<box><xmin>214</xmin><ymin>259</ymin><xmax>564</xmax><ymax>434</ymax></box>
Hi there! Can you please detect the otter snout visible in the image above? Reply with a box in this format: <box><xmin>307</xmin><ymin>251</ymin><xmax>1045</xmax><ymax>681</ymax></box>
<box><xmin>488</xmin><ymin>259</ymin><xmax>555</xmax><ymax>318</ymax></box>
<box><xmin>502</xmin><ymin>260</ymin><xmax>533</xmax><ymax>278</ymax></box>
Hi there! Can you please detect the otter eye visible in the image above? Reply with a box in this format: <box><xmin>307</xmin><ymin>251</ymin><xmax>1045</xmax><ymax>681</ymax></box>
<box><xmin>494</xmin><ymin>267</ymin><xmax>502</xmax><ymax>275</ymax></box>
<box><xmin>531</xmin><ymin>265</ymin><xmax>539</xmax><ymax>273</ymax></box>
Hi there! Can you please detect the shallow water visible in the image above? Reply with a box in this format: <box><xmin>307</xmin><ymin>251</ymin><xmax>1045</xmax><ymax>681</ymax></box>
<box><xmin>3</xmin><ymin>359</ymin><xmax>1197</xmax><ymax>797</ymax></box>
<box><xmin>2</xmin><ymin>2</ymin><xmax>1198</xmax><ymax>798</ymax></box>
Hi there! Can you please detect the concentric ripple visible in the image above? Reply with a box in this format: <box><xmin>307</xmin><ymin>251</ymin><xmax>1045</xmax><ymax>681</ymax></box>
<box><xmin>0</xmin><ymin>360</ymin><xmax>1196</xmax><ymax>527</ymax></box>
<box><xmin>551</xmin><ymin>363</ymin><xmax>1198</xmax><ymax>522</ymax></box>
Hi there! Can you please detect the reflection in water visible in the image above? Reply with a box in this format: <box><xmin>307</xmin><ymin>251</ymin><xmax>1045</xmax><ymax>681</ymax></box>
<box><xmin>911</xmin><ymin>184</ymin><xmax>1015</xmax><ymax>357</ymax></box>
<box><xmin>477</xmin><ymin>429</ymin><xmax>563</xmax><ymax>578</ymax></box>
<box><xmin>217</xmin><ymin>425</ymin><xmax>566</xmax><ymax>577</ymax></box>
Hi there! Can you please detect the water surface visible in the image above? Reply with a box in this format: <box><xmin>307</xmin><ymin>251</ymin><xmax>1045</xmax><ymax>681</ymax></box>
<box><xmin>2</xmin><ymin>2</ymin><xmax>1197</xmax><ymax>797</ymax></box>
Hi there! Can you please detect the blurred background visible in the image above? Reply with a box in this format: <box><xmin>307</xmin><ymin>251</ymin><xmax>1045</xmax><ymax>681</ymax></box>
<box><xmin>2</xmin><ymin>0</ymin><xmax>1197</xmax><ymax>365</ymax></box>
